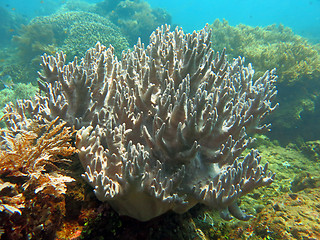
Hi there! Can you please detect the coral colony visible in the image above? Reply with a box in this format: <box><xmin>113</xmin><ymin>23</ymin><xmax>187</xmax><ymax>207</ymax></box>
<box><xmin>4</xmin><ymin>25</ymin><xmax>277</xmax><ymax>222</ymax></box>
<box><xmin>0</xmin><ymin>116</ymin><xmax>76</xmax><ymax>238</ymax></box>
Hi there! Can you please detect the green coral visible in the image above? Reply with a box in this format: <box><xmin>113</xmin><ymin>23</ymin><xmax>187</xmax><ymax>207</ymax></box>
<box><xmin>209</xmin><ymin>19</ymin><xmax>320</xmax><ymax>85</ymax></box>
<box><xmin>62</xmin><ymin>15</ymin><xmax>128</xmax><ymax>59</ymax></box>
<box><xmin>208</xmin><ymin>19</ymin><xmax>320</xmax><ymax>144</ymax></box>
<box><xmin>14</xmin><ymin>11</ymin><xmax>129</xmax><ymax>63</ymax></box>
<box><xmin>95</xmin><ymin>0</ymin><xmax>172</xmax><ymax>45</ymax></box>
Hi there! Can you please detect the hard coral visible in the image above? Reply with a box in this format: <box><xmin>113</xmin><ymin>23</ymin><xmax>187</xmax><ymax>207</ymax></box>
<box><xmin>13</xmin><ymin>11</ymin><xmax>129</xmax><ymax>63</ymax></box>
<box><xmin>209</xmin><ymin>19</ymin><xmax>320</xmax><ymax>85</ymax></box>
<box><xmin>209</xmin><ymin>19</ymin><xmax>320</xmax><ymax>144</ymax></box>
<box><xmin>96</xmin><ymin>0</ymin><xmax>172</xmax><ymax>44</ymax></box>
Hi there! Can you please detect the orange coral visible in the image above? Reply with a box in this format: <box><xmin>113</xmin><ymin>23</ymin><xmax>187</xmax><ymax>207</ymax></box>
<box><xmin>0</xmin><ymin>117</ymin><xmax>75</xmax><ymax>176</ymax></box>
<box><xmin>0</xmin><ymin>116</ymin><xmax>78</xmax><ymax>239</ymax></box>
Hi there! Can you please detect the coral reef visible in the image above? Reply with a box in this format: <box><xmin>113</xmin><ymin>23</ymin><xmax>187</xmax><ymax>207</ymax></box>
<box><xmin>0</xmin><ymin>46</ymin><xmax>39</xmax><ymax>85</ymax></box>
<box><xmin>0</xmin><ymin>83</ymin><xmax>37</xmax><ymax>109</ymax></box>
<box><xmin>250</xmin><ymin>188</ymin><xmax>320</xmax><ymax>239</ymax></box>
<box><xmin>14</xmin><ymin>25</ymin><xmax>278</xmax><ymax>222</ymax></box>
<box><xmin>5</xmin><ymin>10</ymin><xmax>129</xmax><ymax>87</ymax></box>
<box><xmin>0</xmin><ymin>113</ymin><xmax>77</xmax><ymax>239</ymax></box>
<box><xmin>188</xmin><ymin>135</ymin><xmax>320</xmax><ymax>239</ymax></box>
<box><xmin>13</xmin><ymin>11</ymin><xmax>129</xmax><ymax>63</ymax></box>
<box><xmin>209</xmin><ymin>19</ymin><xmax>320</xmax><ymax>144</ymax></box>
<box><xmin>0</xmin><ymin>82</ymin><xmax>38</xmax><ymax>128</ymax></box>
<box><xmin>0</xmin><ymin>6</ymin><xmax>26</xmax><ymax>46</ymax></box>
<box><xmin>94</xmin><ymin>0</ymin><xmax>172</xmax><ymax>45</ymax></box>
<box><xmin>209</xmin><ymin>19</ymin><xmax>320</xmax><ymax>85</ymax></box>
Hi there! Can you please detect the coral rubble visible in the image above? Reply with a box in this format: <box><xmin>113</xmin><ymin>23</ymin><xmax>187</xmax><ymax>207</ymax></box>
<box><xmin>252</xmin><ymin>188</ymin><xmax>320</xmax><ymax>239</ymax></box>
<box><xmin>14</xmin><ymin>24</ymin><xmax>278</xmax><ymax>222</ymax></box>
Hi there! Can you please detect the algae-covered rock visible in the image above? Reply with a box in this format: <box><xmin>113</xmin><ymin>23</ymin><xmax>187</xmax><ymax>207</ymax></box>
<box><xmin>291</xmin><ymin>172</ymin><xmax>320</xmax><ymax>192</ymax></box>
<box><xmin>252</xmin><ymin>189</ymin><xmax>320</xmax><ymax>239</ymax></box>
<box><xmin>301</xmin><ymin>140</ymin><xmax>320</xmax><ymax>161</ymax></box>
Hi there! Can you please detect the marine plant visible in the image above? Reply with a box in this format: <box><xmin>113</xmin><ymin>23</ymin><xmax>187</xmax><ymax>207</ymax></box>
<box><xmin>13</xmin><ymin>23</ymin><xmax>58</xmax><ymax>64</ymax></box>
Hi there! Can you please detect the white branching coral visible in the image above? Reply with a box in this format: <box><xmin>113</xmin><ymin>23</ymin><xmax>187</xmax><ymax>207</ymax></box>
<box><xmin>12</xmin><ymin>25</ymin><xmax>277</xmax><ymax>221</ymax></box>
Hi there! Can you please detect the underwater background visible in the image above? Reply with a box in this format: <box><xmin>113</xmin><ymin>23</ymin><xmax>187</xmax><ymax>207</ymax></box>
<box><xmin>0</xmin><ymin>0</ymin><xmax>320</xmax><ymax>239</ymax></box>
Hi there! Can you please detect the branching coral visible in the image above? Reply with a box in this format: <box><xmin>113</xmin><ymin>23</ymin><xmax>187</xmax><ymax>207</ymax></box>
<box><xmin>0</xmin><ymin>113</ymin><xmax>77</xmax><ymax>239</ymax></box>
<box><xmin>8</xmin><ymin>25</ymin><xmax>277</xmax><ymax>222</ymax></box>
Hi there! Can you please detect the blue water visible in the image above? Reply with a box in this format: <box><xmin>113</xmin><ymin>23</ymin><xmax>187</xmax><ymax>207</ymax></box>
<box><xmin>1</xmin><ymin>0</ymin><xmax>319</xmax><ymax>41</ymax></box>
<box><xmin>147</xmin><ymin>0</ymin><xmax>320</xmax><ymax>41</ymax></box>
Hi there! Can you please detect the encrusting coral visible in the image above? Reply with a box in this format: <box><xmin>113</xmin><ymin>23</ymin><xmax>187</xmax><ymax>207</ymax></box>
<box><xmin>0</xmin><ymin>111</ymin><xmax>77</xmax><ymax>239</ymax></box>
<box><xmin>6</xmin><ymin>25</ymin><xmax>278</xmax><ymax>222</ymax></box>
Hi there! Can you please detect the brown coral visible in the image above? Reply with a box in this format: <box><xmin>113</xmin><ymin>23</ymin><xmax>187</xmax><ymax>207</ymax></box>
<box><xmin>0</xmin><ymin>113</ymin><xmax>77</xmax><ymax>239</ymax></box>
